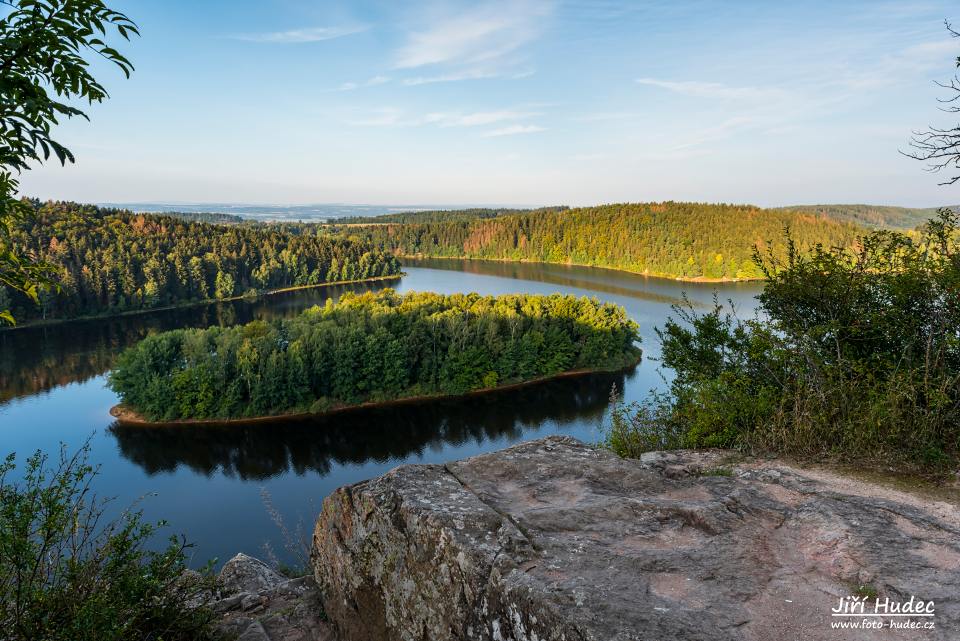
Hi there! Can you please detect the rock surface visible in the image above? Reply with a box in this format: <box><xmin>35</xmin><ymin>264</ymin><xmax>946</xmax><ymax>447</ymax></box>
<box><xmin>212</xmin><ymin>553</ymin><xmax>335</xmax><ymax>641</ymax></box>
<box><xmin>312</xmin><ymin>435</ymin><xmax>959</xmax><ymax>641</ymax></box>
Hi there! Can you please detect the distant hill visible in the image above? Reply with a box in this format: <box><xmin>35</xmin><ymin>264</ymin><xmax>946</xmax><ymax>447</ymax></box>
<box><xmin>150</xmin><ymin>210</ymin><xmax>245</xmax><ymax>224</ymax></box>
<box><xmin>2</xmin><ymin>201</ymin><xmax>401</xmax><ymax>323</ymax></box>
<box><xmin>775</xmin><ymin>204</ymin><xmax>953</xmax><ymax>230</ymax></box>
<box><xmin>332</xmin><ymin>206</ymin><xmax>568</xmax><ymax>225</ymax></box>
<box><xmin>331</xmin><ymin>201</ymin><xmax>865</xmax><ymax>281</ymax></box>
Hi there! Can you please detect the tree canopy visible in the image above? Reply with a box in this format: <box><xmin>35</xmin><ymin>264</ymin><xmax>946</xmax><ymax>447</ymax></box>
<box><xmin>108</xmin><ymin>290</ymin><xmax>641</xmax><ymax>421</ymax></box>
<box><xmin>0</xmin><ymin>0</ymin><xmax>138</xmax><ymax>324</ymax></box>
<box><xmin>1</xmin><ymin>201</ymin><xmax>401</xmax><ymax>323</ymax></box>
<box><xmin>330</xmin><ymin>202</ymin><xmax>863</xmax><ymax>281</ymax></box>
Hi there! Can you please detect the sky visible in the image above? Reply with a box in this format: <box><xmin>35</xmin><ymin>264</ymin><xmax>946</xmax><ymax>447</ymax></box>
<box><xmin>17</xmin><ymin>0</ymin><xmax>960</xmax><ymax>207</ymax></box>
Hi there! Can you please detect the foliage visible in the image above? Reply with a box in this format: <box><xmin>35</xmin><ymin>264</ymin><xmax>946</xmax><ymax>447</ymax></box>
<box><xmin>605</xmin><ymin>386</ymin><xmax>683</xmax><ymax>459</ymax></box>
<box><xmin>612</xmin><ymin>211</ymin><xmax>960</xmax><ymax>473</ymax></box>
<box><xmin>0</xmin><ymin>442</ymin><xmax>217</xmax><ymax>641</ymax></box>
<box><xmin>108</xmin><ymin>290</ymin><xmax>641</xmax><ymax>421</ymax></box>
<box><xmin>774</xmin><ymin>203</ymin><xmax>952</xmax><ymax>230</ymax></box>
<box><xmin>332</xmin><ymin>201</ymin><xmax>862</xmax><ymax>281</ymax></box>
<box><xmin>0</xmin><ymin>0</ymin><xmax>138</xmax><ymax>324</ymax></box>
<box><xmin>331</xmin><ymin>206</ymin><xmax>568</xmax><ymax>225</ymax></box>
<box><xmin>2</xmin><ymin>200</ymin><xmax>401</xmax><ymax>323</ymax></box>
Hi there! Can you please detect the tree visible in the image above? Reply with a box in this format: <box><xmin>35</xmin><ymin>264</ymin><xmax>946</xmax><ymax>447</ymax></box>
<box><xmin>214</xmin><ymin>270</ymin><xmax>235</xmax><ymax>299</ymax></box>
<box><xmin>0</xmin><ymin>0</ymin><xmax>138</xmax><ymax>324</ymax></box>
<box><xmin>904</xmin><ymin>21</ymin><xmax>960</xmax><ymax>185</ymax></box>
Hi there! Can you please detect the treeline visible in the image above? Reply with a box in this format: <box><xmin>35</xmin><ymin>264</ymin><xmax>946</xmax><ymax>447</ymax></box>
<box><xmin>332</xmin><ymin>202</ymin><xmax>862</xmax><ymax>280</ymax></box>
<box><xmin>2</xmin><ymin>201</ymin><xmax>401</xmax><ymax>323</ymax></box>
<box><xmin>609</xmin><ymin>211</ymin><xmax>960</xmax><ymax>473</ymax></box>
<box><xmin>775</xmin><ymin>204</ymin><xmax>953</xmax><ymax>230</ymax></box>
<box><xmin>331</xmin><ymin>206</ymin><xmax>568</xmax><ymax>225</ymax></box>
<box><xmin>108</xmin><ymin>290</ymin><xmax>640</xmax><ymax>421</ymax></box>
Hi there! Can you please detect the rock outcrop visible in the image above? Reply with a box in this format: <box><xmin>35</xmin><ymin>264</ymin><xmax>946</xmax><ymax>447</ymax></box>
<box><xmin>312</xmin><ymin>436</ymin><xmax>959</xmax><ymax>641</ymax></box>
<box><xmin>212</xmin><ymin>553</ymin><xmax>334</xmax><ymax>641</ymax></box>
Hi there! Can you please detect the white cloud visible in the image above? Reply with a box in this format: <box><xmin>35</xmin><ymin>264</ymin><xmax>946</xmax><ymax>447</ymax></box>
<box><xmin>428</xmin><ymin>110</ymin><xmax>539</xmax><ymax>127</ymax></box>
<box><xmin>481</xmin><ymin>125</ymin><xmax>546</xmax><ymax>137</ymax></box>
<box><xmin>403</xmin><ymin>69</ymin><xmax>499</xmax><ymax>86</ymax></box>
<box><xmin>232</xmin><ymin>25</ymin><xmax>367</xmax><ymax>44</ymax></box>
<box><xmin>336</xmin><ymin>75</ymin><xmax>390</xmax><ymax>92</ymax></box>
<box><xmin>403</xmin><ymin>67</ymin><xmax>536</xmax><ymax>86</ymax></box>
<box><xmin>393</xmin><ymin>1</ymin><xmax>551</xmax><ymax>84</ymax></box>
<box><xmin>349</xmin><ymin>108</ymin><xmax>540</xmax><ymax>130</ymax></box>
<box><xmin>347</xmin><ymin>108</ymin><xmax>406</xmax><ymax>127</ymax></box>
<box><xmin>635</xmin><ymin>78</ymin><xmax>786</xmax><ymax>101</ymax></box>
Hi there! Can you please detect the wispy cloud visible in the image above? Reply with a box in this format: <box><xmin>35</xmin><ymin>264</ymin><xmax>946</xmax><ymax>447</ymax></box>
<box><xmin>349</xmin><ymin>108</ymin><xmax>539</xmax><ymax>128</ymax></box>
<box><xmin>393</xmin><ymin>1</ymin><xmax>551</xmax><ymax>84</ymax></box>
<box><xmin>232</xmin><ymin>25</ymin><xmax>367</xmax><ymax>44</ymax></box>
<box><xmin>403</xmin><ymin>69</ymin><xmax>499</xmax><ymax>86</ymax></box>
<box><xmin>336</xmin><ymin>75</ymin><xmax>390</xmax><ymax>92</ymax></box>
<box><xmin>635</xmin><ymin>78</ymin><xmax>786</xmax><ymax>101</ymax></box>
<box><xmin>481</xmin><ymin>124</ymin><xmax>546</xmax><ymax>137</ymax></box>
<box><xmin>403</xmin><ymin>68</ymin><xmax>536</xmax><ymax>86</ymax></box>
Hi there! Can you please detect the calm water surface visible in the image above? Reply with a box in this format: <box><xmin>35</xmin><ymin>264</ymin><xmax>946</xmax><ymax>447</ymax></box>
<box><xmin>0</xmin><ymin>259</ymin><xmax>761</xmax><ymax>566</ymax></box>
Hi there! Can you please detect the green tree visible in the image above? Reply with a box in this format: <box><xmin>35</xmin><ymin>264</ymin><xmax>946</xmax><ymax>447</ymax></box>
<box><xmin>0</xmin><ymin>0</ymin><xmax>138</xmax><ymax>324</ymax></box>
<box><xmin>214</xmin><ymin>270</ymin><xmax>235</xmax><ymax>299</ymax></box>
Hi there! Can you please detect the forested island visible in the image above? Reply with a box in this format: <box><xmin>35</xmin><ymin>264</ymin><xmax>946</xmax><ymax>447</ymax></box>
<box><xmin>324</xmin><ymin>201</ymin><xmax>863</xmax><ymax>281</ymax></box>
<box><xmin>2</xmin><ymin>201</ymin><xmax>401</xmax><ymax>324</ymax></box>
<box><xmin>108</xmin><ymin>290</ymin><xmax>640</xmax><ymax>423</ymax></box>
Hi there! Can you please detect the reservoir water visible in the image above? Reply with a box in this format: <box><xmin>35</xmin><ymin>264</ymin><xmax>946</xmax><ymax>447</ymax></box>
<box><xmin>0</xmin><ymin>258</ymin><xmax>762</xmax><ymax>566</ymax></box>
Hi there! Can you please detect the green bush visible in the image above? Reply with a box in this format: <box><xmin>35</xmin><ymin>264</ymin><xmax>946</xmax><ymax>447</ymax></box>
<box><xmin>0</xmin><ymin>444</ymin><xmax>217</xmax><ymax>641</ymax></box>
<box><xmin>610</xmin><ymin>211</ymin><xmax>960</xmax><ymax>473</ymax></box>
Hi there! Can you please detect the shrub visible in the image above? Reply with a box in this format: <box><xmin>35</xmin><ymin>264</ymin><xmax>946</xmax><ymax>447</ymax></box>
<box><xmin>0</xmin><ymin>443</ymin><xmax>218</xmax><ymax>641</ymax></box>
<box><xmin>611</xmin><ymin>211</ymin><xmax>960</xmax><ymax>473</ymax></box>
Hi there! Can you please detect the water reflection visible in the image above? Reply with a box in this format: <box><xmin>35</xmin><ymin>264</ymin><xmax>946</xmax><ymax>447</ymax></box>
<box><xmin>402</xmin><ymin>257</ymin><xmax>759</xmax><ymax>307</ymax></box>
<box><xmin>109</xmin><ymin>370</ymin><xmax>628</xmax><ymax>480</ymax></box>
<box><xmin>0</xmin><ymin>279</ymin><xmax>396</xmax><ymax>405</ymax></box>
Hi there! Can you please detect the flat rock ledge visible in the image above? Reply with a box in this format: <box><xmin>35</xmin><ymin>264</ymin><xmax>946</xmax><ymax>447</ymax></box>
<box><xmin>311</xmin><ymin>436</ymin><xmax>960</xmax><ymax>641</ymax></box>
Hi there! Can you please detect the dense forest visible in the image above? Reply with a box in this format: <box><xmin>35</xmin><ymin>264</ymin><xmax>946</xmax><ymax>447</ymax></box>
<box><xmin>331</xmin><ymin>206</ymin><xmax>568</xmax><ymax>225</ymax></box>
<box><xmin>2</xmin><ymin>201</ymin><xmax>401</xmax><ymax>323</ymax></box>
<box><xmin>108</xmin><ymin>290</ymin><xmax>640</xmax><ymax>421</ymax></box>
<box><xmin>775</xmin><ymin>204</ymin><xmax>952</xmax><ymax>230</ymax></box>
<box><xmin>330</xmin><ymin>202</ymin><xmax>863</xmax><ymax>280</ymax></box>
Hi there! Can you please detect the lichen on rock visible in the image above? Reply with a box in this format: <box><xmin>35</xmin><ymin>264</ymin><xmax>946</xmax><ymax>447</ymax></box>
<box><xmin>312</xmin><ymin>436</ymin><xmax>960</xmax><ymax>641</ymax></box>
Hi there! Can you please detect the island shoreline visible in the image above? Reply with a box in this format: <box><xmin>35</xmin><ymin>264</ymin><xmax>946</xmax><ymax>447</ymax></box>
<box><xmin>109</xmin><ymin>351</ymin><xmax>641</xmax><ymax>427</ymax></box>
<box><xmin>397</xmin><ymin>254</ymin><xmax>760</xmax><ymax>283</ymax></box>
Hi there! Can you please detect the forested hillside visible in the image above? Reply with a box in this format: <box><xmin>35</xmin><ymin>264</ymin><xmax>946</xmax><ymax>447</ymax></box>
<box><xmin>333</xmin><ymin>206</ymin><xmax>568</xmax><ymax>225</ymax></box>
<box><xmin>108</xmin><ymin>290</ymin><xmax>640</xmax><ymax>421</ymax></box>
<box><xmin>777</xmin><ymin>204</ymin><xmax>949</xmax><ymax>230</ymax></box>
<box><xmin>2</xmin><ymin>201</ymin><xmax>401</xmax><ymax>323</ymax></box>
<box><xmin>330</xmin><ymin>202</ymin><xmax>864</xmax><ymax>280</ymax></box>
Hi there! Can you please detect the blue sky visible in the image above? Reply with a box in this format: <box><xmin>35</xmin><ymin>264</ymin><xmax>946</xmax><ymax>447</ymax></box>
<box><xmin>18</xmin><ymin>0</ymin><xmax>960</xmax><ymax>207</ymax></box>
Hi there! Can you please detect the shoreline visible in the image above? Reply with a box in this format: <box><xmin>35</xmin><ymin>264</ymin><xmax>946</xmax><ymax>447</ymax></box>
<box><xmin>110</xmin><ymin>351</ymin><xmax>641</xmax><ymax>427</ymax></box>
<box><xmin>2</xmin><ymin>273</ymin><xmax>404</xmax><ymax>332</ymax></box>
<box><xmin>398</xmin><ymin>254</ymin><xmax>761</xmax><ymax>284</ymax></box>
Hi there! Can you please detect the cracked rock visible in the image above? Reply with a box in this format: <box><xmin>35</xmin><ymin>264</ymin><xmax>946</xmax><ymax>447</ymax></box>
<box><xmin>312</xmin><ymin>435</ymin><xmax>960</xmax><ymax>641</ymax></box>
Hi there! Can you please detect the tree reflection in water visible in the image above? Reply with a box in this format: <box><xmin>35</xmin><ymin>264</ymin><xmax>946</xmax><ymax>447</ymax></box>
<box><xmin>109</xmin><ymin>370</ymin><xmax>629</xmax><ymax>480</ymax></box>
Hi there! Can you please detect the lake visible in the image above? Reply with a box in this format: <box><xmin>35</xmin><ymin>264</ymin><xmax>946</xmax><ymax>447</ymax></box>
<box><xmin>0</xmin><ymin>258</ymin><xmax>762</xmax><ymax>566</ymax></box>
